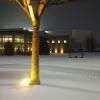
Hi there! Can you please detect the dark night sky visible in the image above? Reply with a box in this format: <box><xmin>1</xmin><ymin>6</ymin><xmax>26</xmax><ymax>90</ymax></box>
<box><xmin>0</xmin><ymin>0</ymin><xmax>100</xmax><ymax>32</ymax></box>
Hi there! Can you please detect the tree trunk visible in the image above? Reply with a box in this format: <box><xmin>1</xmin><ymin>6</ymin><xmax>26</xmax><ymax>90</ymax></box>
<box><xmin>30</xmin><ymin>20</ymin><xmax>40</xmax><ymax>85</ymax></box>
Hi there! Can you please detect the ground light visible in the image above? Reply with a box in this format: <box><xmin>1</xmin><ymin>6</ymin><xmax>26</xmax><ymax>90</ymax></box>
<box><xmin>20</xmin><ymin>78</ymin><xmax>30</xmax><ymax>87</ymax></box>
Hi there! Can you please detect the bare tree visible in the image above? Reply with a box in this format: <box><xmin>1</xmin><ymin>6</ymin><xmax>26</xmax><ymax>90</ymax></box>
<box><xmin>10</xmin><ymin>0</ymin><xmax>92</xmax><ymax>85</ymax></box>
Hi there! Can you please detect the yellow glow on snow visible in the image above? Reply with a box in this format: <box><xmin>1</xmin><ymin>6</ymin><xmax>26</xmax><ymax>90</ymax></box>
<box><xmin>20</xmin><ymin>78</ymin><xmax>30</xmax><ymax>87</ymax></box>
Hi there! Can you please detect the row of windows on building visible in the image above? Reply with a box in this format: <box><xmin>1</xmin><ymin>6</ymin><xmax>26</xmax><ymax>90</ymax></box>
<box><xmin>0</xmin><ymin>35</ymin><xmax>24</xmax><ymax>43</ymax></box>
<box><xmin>47</xmin><ymin>40</ymin><xmax>67</xmax><ymax>54</ymax></box>
<box><xmin>0</xmin><ymin>34</ymin><xmax>67</xmax><ymax>54</ymax></box>
<box><xmin>0</xmin><ymin>46</ymin><xmax>65</xmax><ymax>55</ymax></box>
<box><xmin>0</xmin><ymin>34</ymin><xmax>31</xmax><ymax>54</ymax></box>
<box><xmin>0</xmin><ymin>35</ymin><xmax>67</xmax><ymax>44</ymax></box>
<box><xmin>0</xmin><ymin>44</ymin><xmax>32</xmax><ymax>51</ymax></box>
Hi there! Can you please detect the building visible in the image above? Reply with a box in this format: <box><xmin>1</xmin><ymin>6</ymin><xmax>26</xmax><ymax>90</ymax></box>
<box><xmin>0</xmin><ymin>28</ymin><xmax>32</xmax><ymax>55</ymax></box>
<box><xmin>0</xmin><ymin>28</ymin><xmax>69</xmax><ymax>55</ymax></box>
<box><xmin>0</xmin><ymin>28</ymin><xmax>99</xmax><ymax>55</ymax></box>
<box><xmin>45</xmin><ymin>29</ymin><xmax>99</xmax><ymax>53</ymax></box>
<box><xmin>46</xmin><ymin>35</ymin><xmax>68</xmax><ymax>54</ymax></box>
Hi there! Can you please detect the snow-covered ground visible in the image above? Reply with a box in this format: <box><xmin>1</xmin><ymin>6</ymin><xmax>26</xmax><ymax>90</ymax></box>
<box><xmin>0</xmin><ymin>53</ymin><xmax>100</xmax><ymax>100</ymax></box>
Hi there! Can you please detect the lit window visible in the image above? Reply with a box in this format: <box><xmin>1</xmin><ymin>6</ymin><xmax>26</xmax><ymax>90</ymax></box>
<box><xmin>3</xmin><ymin>38</ymin><xmax>12</xmax><ymax>42</ymax></box>
<box><xmin>47</xmin><ymin>40</ymin><xmax>49</xmax><ymax>43</ymax></box>
<box><xmin>3</xmin><ymin>38</ymin><xmax>8</xmax><ymax>42</ymax></box>
<box><xmin>9</xmin><ymin>38</ymin><xmax>12</xmax><ymax>42</ymax></box>
<box><xmin>58</xmin><ymin>40</ymin><xmax>60</xmax><ymax>43</ymax></box>
<box><xmin>27</xmin><ymin>46</ymin><xmax>32</xmax><ymax>51</ymax></box>
<box><xmin>15</xmin><ymin>35</ymin><xmax>24</xmax><ymax>43</ymax></box>
<box><xmin>52</xmin><ymin>40</ymin><xmax>55</xmax><ymax>43</ymax></box>
<box><xmin>27</xmin><ymin>47</ymin><xmax>30</xmax><ymax>51</ymax></box>
<box><xmin>20</xmin><ymin>39</ymin><xmax>24</xmax><ymax>43</ymax></box>
<box><xmin>15</xmin><ymin>38</ymin><xmax>20</xmax><ymax>43</ymax></box>
<box><xmin>15</xmin><ymin>38</ymin><xmax>24</xmax><ymax>43</ymax></box>
<box><xmin>2</xmin><ymin>47</ymin><xmax>4</xmax><ymax>50</ymax></box>
<box><xmin>64</xmin><ymin>40</ymin><xmax>67</xmax><ymax>43</ymax></box>
<box><xmin>3</xmin><ymin>35</ymin><xmax>13</xmax><ymax>42</ymax></box>
<box><xmin>14</xmin><ymin>47</ymin><xmax>17</xmax><ymax>52</ymax></box>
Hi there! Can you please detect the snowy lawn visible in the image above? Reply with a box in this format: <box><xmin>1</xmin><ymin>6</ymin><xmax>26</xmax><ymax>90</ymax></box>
<box><xmin>0</xmin><ymin>53</ymin><xmax>100</xmax><ymax>100</ymax></box>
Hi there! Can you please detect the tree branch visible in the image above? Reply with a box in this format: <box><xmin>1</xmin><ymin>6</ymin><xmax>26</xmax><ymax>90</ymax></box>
<box><xmin>26</xmin><ymin>0</ymin><xmax>37</xmax><ymax>25</ymax></box>
<box><xmin>37</xmin><ymin>0</ymin><xmax>46</xmax><ymax>17</ymax></box>
<box><xmin>23</xmin><ymin>0</ymin><xmax>28</xmax><ymax>9</ymax></box>
<box><xmin>16</xmin><ymin>0</ymin><xmax>30</xmax><ymax>18</ymax></box>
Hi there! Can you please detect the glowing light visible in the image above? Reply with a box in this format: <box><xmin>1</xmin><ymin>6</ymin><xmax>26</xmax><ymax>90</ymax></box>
<box><xmin>2</xmin><ymin>47</ymin><xmax>4</xmax><ymax>50</ymax></box>
<box><xmin>60</xmin><ymin>47</ymin><xmax>64</xmax><ymax>54</ymax></box>
<box><xmin>64</xmin><ymin>40</ymin><xmax>67</xmax><ymax>43</ymax></box>
<box><xmin>50</xmin><ymin>51</ymin><xmax>52</xmax><ymax>54</ymax></box>
<box><xmin>52</xmin><ymin>40</ymin><xmax>55</xmax><ymax>44</ymax></box>
<box><xmin>47</xmin><ymin>40</ymin><xmax>49</xmax><ymax>43</ymax></box>
<box><xmin>14</xmin><ymin>47</ymin><xmax>17</xmax><ymax>52</ymax></box>
<box><xmin>3</xmin><ymin>38</ymin><xmax>8</xmax><ymax>42</ymax></box>
<box><xmin>3</xmin><ymin>38</ymin><xmax>12</xmax><ymax>42</ymax></box>
<box><xmin>20</xmin><ymin>78</ymin><xmax>30</xmax><ymax>87</ymax></box>
<box><xmin>15</xmin><ymin>38</ymin><xmax>20</xmax><ymax>43</ymax></box>
<box><xmin>58</xmin><ymin>40</ymin><xmax>60</xmax><ymax>43</ymax></box>
<box><xmin>27</xmin><ymin>47</ymin><xmax>30</xmax><ymax>51</ymax></box>
<box><xmin>23</xmin><ymin>28</ymin><xmax>26</xmax><ymax>30</ymax></box>
<box><xmin>28</xmin><ymin>29</ymin><xmax>33</xmax><ymax>32</ymax></box>
<box><xmin>55</xmin><ymin>48</ymin><xmax>58</xmax><ymax>54</ymax></box>
<box><xmin>45</xmin><ymin>31</ymin><xmax>51</xmax><ymax>34</ymax></box>
<box><xmin>9</xmin><ymin>38</ymin><xmax>13</xmax><ymax>42</ymax></box>
<box><xmin>50</xmin><ymin>48</ymin><xmax>52</xmax><ymax>54</ymax></box>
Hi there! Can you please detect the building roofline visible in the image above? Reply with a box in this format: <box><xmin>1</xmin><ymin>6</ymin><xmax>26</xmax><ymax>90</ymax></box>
<box><xmin>0</xmin><ymin>28</ymin><xmax>30</xmax><ymax>33</ymax></box>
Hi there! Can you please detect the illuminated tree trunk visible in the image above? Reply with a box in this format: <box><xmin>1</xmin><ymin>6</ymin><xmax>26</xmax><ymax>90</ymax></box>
<box><xmin>30</xmin><ymin>20</ymin><xmax>40</xmax><ymax>85</ymax></box>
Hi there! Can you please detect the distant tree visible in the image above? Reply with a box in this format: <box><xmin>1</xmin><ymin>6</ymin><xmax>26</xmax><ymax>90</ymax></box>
<box><xmin>4</xmin><ymin>41</ymin><xmax>14</xmax><ymax>56</ymax></box>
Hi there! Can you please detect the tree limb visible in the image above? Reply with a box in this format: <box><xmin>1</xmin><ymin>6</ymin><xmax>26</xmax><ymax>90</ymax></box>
<box><xmin>26</xmin><ymin>0</ymin><xmax>37</xmax><ymax>25</ymax></box>
<box><xmin>16</xmin><ymin>0</ymin><xmax>30</xmax><ymax>18</ymax></box>
<box><xmin>37</xmin><ymin>0</ymin><xmax>46</xmax><ymax>17</ymax></box>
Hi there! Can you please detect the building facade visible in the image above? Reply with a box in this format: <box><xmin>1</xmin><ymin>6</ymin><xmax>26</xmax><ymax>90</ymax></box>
<box><xmin>0</xmin><ymin>29</ymin><xmax>69</xmax><ymax>55</ymax></box>
<box><xmin>46</xmin><ymin>35</ymin><xmax>68</xmax><ymax>54</ymax></box>
<box><xmin>0</xmin><ymin>29</ymin><xmax>32</xmax><ymax>55</ymax></box>
<box><xmin>0</xmin><ymin>29</ymin><xmax>99</xmax><ymax>55</ymax></box>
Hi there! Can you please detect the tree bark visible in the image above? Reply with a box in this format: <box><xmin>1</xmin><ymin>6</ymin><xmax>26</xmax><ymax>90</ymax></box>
<box><xmin>30</xmin><ymin>20</ymin><xmax>40</xmax><ymax>85</ymax></box>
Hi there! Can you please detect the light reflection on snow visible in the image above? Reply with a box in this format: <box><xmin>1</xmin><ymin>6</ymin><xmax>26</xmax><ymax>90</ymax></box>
<box><xmin>19</xmin><ymin>78</ymin><xmax>30</xmax><ymax>87</ymax></box>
